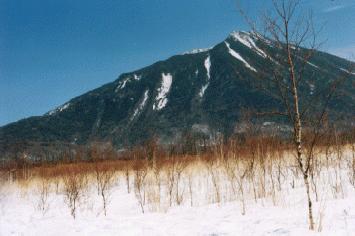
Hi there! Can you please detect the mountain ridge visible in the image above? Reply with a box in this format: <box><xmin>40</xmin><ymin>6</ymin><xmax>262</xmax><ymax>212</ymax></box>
<box><xmin>1</xmin><ymin>30</ymin><xmax>354</xmax><ymax>158</ymax></box>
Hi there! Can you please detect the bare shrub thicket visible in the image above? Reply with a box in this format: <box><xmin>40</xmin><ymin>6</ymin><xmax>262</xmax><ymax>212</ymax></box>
<box><xmin>133</xmin><ymin>159</ymin><xmax>148</xmax><ymax>213</ymax></box>
<box><xmin>348</xmin><ymin>143</ymin><xmax>355</xmax><ymax>188</ymax></box>
<box><xmin>124</xmin><ymin>162</ymin><xmax>132</xmax><ymax>193</ymax></box>
<box><xmin>205</xmin><ymin>151</ymin><xmax>222</xmax><ymax>205</ymax></box>
<box><xmin>62</xmin><ymin>166</ymin><xmax>88</xmax><ymax>219</ymax></box>
<box><xmin>36</xmin><ymin>177</ymin><xmax>51</xmax><ymax>214</ymax></box>
<box><xmin>174</xmin><ymin>157</ymin><xmax>188</xmax><ymax>206</ymax></box>
<box><xmin>2</xmin><ymin>130</ymin><xmax>354</xmax><ymax>231</ymax></box>
<box><xmin>35</xmin><ymin>165</ymin><xmax>57</xmax><ymax>214</ymax></box>
<box><xmin>0</xmin><ymin>171</ymin><xmax>8</xmax><ymax>212</ymax></box>
<box><xmin>165</xmin><ymin>158</ymin><xmax>176</xmax><ymax>207</ymax></box>
<box><xmin>94</xmin><ymin>162</ymin><xmax>116</xmax><ymax>216</ymax></box>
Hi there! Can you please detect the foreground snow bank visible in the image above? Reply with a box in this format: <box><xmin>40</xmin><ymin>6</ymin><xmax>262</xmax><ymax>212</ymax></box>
<box><xmin>1</xmin><ymin>184</ymin><xmax>354</xmax><ymax>236</ymax></box>
<box><xmin>1</xmin><ymin>147</ymin><xmax>355</xmax><ymax>235</ymax></box>
<box><xmin>1</xmin><ymin>178</ymin><xmax>354</xmax><ymax>235</ymax></box>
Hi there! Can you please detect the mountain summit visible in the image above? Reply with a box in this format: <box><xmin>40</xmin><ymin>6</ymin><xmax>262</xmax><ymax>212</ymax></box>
<box><xmin>1</xmin><ymin>31</ymin><xmax>354</xmax><ymax>156</ymax></box>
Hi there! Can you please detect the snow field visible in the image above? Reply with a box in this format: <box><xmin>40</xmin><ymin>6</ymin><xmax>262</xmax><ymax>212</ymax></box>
<box><xmin>1</xmin><ymin>146</ymin><xmax>355</xmax><ymax>235</ymax></box>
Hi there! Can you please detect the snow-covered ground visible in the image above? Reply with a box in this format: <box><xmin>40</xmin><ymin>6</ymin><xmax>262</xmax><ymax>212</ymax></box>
<box><xmin>1</xmin><ymin>148</ymin><xmax>355</xmax><ymax>236</ymax></box>
<box><xmin>1</xmin><ymin>183</ymin><xmax>354</xmax><ymax>236</ymax></box>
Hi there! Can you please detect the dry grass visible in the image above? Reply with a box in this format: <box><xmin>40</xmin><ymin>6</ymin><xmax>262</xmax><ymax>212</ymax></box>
<box><xmin>0</xmin><ymin>134</ymin><xmax>354</xmax><ymax>227</ymax></box>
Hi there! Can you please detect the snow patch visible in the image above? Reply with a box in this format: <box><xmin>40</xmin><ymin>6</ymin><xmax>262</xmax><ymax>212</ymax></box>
<box><xmin>115</xmin><ymin>74</ymin><xmax>141</xmax><ymax>92</ymax></box>
<box><xmin>58</xmin><ymin>103</ymin><xmax>70</xmax><ymax>112</ymax></box>
<box><xmin>131</xmin><ymin>90</ymin><xmax>149</xmax><ymax>120</ymax></box>
<box><xmin>184</xmin><ymin>47</ymin><xmax>212</xmax><ymax>55</ymax></box>
<box><xmin>230</xmin><ymin>31</ymin><xmax>267</xmax><ymax>58</ymax></box>
<box><xmin>249</xmin><ymin>31</ymin><xmax>273</xmax><ymax>45</ymax></box>
<box><xmin>199</xmin><ymin>83</ymin><xmax>209</xmax><ymax>97</ymax></box>
<box><xmin>340</xmin><ymin>68</ymin><xmax>355</xmax><ymax>75</ymax></box>
<box><xmin>153</xmin><ymin>73</ymin><xmax>173</xmax><ymax>110</ymax></box>
<box><xmin>115</xmin><ymin>78</ymin><xmax>130</xmax><ymax>92</ymax></box>
<box><xmin>133</xmin><ymin>74</ymin><xmax>142</xmax><ymax>81</ymax></box>
<box><xmin>224</xmin><ymin>42</ymin><xmax>257</xmax><ymax>72</ymax></box>
<box><xmin>204</xmin><ymin>56</ymin><xmax>211</xmax><ymax>79</ymax></box>
<box><xmin>47</xmin><ymin>103</ymin><xmax>70</xmax><ymax>115</ymax></box>
<box><xmin>199</xmin><ymin>56</ymin><xmax>211</xmax><ymax>98</ymax></box>
<box><xmin>307</xmin><ymin>61</ymin><xmax>319</xmax><ymax>69</ymax></box>
<box><xmin>309</xmin><ymin>84</ymin><xmax>315</xmax><ymax>95</ymax></box>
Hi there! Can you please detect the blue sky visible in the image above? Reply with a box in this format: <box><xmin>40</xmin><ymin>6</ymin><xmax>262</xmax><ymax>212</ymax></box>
<box><xmin>0</xmin><ymin>0</ymin><xmax>354</xmax><ymax>126</ymax></box>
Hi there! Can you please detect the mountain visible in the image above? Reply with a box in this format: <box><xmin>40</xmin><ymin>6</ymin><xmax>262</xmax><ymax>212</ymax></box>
<box><xmin>1</xmin><ymin>31</ymin><xmax>354</xmax><ymax>158</ymax></box>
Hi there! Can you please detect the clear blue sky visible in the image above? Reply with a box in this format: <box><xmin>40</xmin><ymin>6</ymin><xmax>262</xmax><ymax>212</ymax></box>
<box><xmin>1</xmin><ymin>0</ymin><xmax>354</xmax><ymax>126</ymax></box>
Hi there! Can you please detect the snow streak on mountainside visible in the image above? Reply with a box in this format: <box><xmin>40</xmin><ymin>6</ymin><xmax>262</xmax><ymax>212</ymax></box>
<box><xmin>115</xmin><ymin>74</ymin><xmax>142</xmax><ymax>92</ymax></box>
<box><xmin>340</xmin><ymin>68</ymin><xmax>355</xmax><ymax>75</ymax></box>
<box><xmin>184</xmin><ymin>47</ymin><xmax>212</xmax><ymax>55</ymax></box>
<box><xmin>131</xmin><ymin>90</ymin><xmax>149</xmax><ymax>120</ymax></box>
<box><xmin>133</xmin><ymin>74</ymin><xmax>142</xmax><ymax>81</ymax></box>
<box><xmin>199</xmin><ymin>56</ymin><xmax>211</xmax><ymax>98</ymax></box>
<box><xmin>153</xmin><ymin>73</ymin><xmax>173</xmax><ymax>110</ymax></box>
<box><xmin>230</xmin><ymin>31</ymin><xmax>267</xmax><ymax>58</ymax></box>
<box><xmin>224</xmin><ymin>41</ymin><xmax>257</xmax><ymax>72</ymax></box>
<box><xmin>47</xmin><ymin>103</ymin><xmax>70</xmax><ymax>116</ymax></box>
<box><xmin>115</xmin><ymin>77</ymin><xmax>130</xmax><ymax>91</ymax></box>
